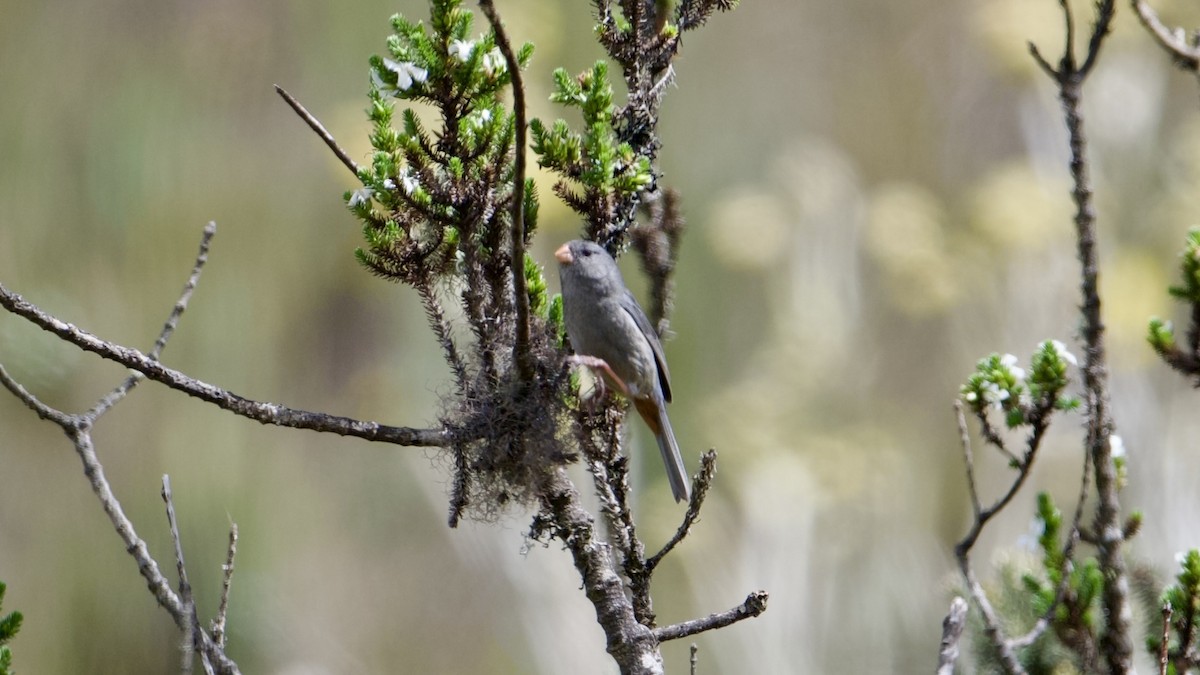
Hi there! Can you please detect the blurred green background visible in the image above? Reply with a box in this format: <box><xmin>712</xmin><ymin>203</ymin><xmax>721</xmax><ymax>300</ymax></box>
<box><xmin>5</xmin><ymin>0</ymin><xmax>1200</xmax><ymax>672</ymax></box>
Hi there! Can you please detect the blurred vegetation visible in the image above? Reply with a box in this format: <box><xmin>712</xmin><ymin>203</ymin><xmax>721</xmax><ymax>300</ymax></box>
<box><xmin>7</xmin><ymin>0</ymin><xmax>1200</xmax><ymax>672</ymax></box>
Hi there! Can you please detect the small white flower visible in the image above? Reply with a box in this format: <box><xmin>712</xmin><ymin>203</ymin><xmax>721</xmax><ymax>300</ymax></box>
<box><xmin>1177</xmin><ymin>550</ymin><xmax>1189</xmax><ymax>566</ymax></box>
<box><xmin>349</xmin><ymin>186</ymin><xmax>374</xmax><ymax>207</ymax></box>
<box><xmin>448</xmin><ymin>39</ymin><xmax>475</xmax><ymax>62</ymax></box>
<box><xmin>398</xmin><ymin>167</ymin><xmax>419</xmax><ymax>195</ymax></box>
<box><xmin>964</xmin><ymin>390</ymin><xmax>978</xmax><ymax>403</ymax></box>
<box><xmin>1050</xmin><ymin>339</ymin><xmax>1079</xmax><ymax>366</ymax></box>
<box><xmin>465</xmin><ymin>108</ymin><xmax>494</xmax><ymax>131</ymax></box>
<box><xmin>1109</xmin><ymin>434</ymin><xmax>1125</xmax><ymax>459</ymax></box>
<box><xmin>481</xmin><ymin>48</ymin><xmax>506</xmax><ymax>75</ymax></box>
<box><xmin>982</xmin><ymin>381</ymin><xmax>1008</xmax><ymax>406</ymax></box>
<box><xmin>382</xmin><ymin>178</ymin><xmax>397</xmax><ymax>191</ymax></box>
<box><xmin>383</xmin><ymin>58</ymin><xmax>428</xmax><ymax>90</ymax></box>
<box><xmin>1000</xmin><ymin>354</ymin><xmax>1026</xmax><ymax>381</ymax></box>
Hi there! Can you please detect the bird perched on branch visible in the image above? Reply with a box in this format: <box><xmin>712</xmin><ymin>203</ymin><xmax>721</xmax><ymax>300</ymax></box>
<box><xmin>555</xmin><ymin>239</ymin><xmax>690</xmax><ymax>503</ymax></box>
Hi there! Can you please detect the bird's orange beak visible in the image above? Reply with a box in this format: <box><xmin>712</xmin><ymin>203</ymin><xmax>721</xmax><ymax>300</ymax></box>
<box><xmin>555</xmin><ymin>243</ymin><xmax>573</xmax><ymax>264</ymax></box>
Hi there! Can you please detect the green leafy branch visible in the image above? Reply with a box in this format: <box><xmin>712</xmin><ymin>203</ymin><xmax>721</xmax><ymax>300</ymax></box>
<box><xmin>960</xmin><ymin>341</ymin><xmax>1080</xmax><ymax>462</ymax></box>
<box><xmin>531</xmin><ymin>61</ymin><xmax>652</xmax><ymax>246</ymax></box>
<box><xmin>1151</xmin><ymin>550</ymin><xmax>1200</xmax><ymax>673</ymax></box>
<box><xmin>1020</xmin><ymin>492</ymin><xmax>1104</xmax><ymax>668</ymax></box>
<box><xmin>1149</xmin><ymin>227</ymin><xmax>1200</xmax><ymax>382</ymax></box>
<box><xmin>0</xmin><ymin>581</ymin><xmax>23</xmax><ymax>675</ymax></box>
<box><xmin>352</xmin><ymin>0</ymin><xmax>536</xmax><ymax>286</ymax></box>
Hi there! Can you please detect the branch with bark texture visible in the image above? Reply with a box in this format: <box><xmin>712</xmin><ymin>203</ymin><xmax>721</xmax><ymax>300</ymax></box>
<box><xmin>1132</xmin><ymin>0</ymin><xmax>1200</xmax><ymax>70</ymax></box>
<box><xmin>0</xmin><ymin>282</ymin><xmax>452</xmax><ymax>448</ymax></box>
<box><xmin>1031</xmin><ymin>3</ymin><xmax>1133</xmax><ymax>671</ymax></box>
<box><xmin>0</xmin><ymin>223</ymin><xmax>239</xmax><ymax>674</ymax></box>
<box><xmin>950</xmin><ymin>3</ymin><xmax>1132</xmax><ymax>673</ymax></box>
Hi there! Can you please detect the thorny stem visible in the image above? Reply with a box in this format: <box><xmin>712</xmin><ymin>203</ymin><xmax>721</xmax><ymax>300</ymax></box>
<box><xmin>1061</xmin><ymin>73</ymin><xmax>1132</xmax><ymax>675</ymax></box>
<box><xmin>1026</xmin><ymin>2</ymin><xmax>1131</xmax><ymax>671</ymax></box>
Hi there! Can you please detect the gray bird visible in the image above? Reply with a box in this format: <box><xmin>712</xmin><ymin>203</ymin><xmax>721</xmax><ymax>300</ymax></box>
<box><xmin>555</xmin><ymin>239</ymin><xmax>690</xmax><ymax>503</ymax></box>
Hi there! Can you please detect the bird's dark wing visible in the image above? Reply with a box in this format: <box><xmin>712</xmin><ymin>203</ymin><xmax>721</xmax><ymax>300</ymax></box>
<box><xmin>618</xmin><ymin>289</ymin><xmax>671</xmax><ymax>403</ymax></box>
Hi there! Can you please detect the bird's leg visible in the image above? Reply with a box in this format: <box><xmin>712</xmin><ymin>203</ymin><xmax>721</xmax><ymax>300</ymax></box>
<box><xmin>567</xmin><ymin>354</ymin><xmax>632</xmax><ymax>399</ymax></box>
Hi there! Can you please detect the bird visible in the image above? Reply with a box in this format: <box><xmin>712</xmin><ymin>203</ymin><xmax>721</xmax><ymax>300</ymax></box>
<box><xmin>555</xmin><ymin>239</ymin><xmax>690</xmax><ymax>502</ymax></box>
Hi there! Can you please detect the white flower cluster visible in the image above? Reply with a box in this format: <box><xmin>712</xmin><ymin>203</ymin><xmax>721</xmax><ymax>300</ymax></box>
<box><xmin>447</xmin><ymin>38</ymin><xmax>505</xmax><ymax>75</ymax></box>
<box><xmin>372</xmin><ymin>58</ymin><xmax>429</xmax><ymax>92</ymax></box>
<box><xmin>1048</xmin><ymin>339</ymin><xmax>1079</xmax><ymax>366</ymax></box>
<box><xmin>348</xmin><ymin>168</ymin><xmax>419</xmax><ymax>208</ymax></box>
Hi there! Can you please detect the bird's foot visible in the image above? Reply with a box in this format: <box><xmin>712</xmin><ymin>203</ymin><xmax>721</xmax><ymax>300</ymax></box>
<box><xmin>567</xmin><ymin>355</ymin><xmax>632</xmax><ymax>402</ymax></box>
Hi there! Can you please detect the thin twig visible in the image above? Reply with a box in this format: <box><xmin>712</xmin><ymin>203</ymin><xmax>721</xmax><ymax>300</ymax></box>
<box><xmin>76</xmin><ymin>427</ymin><xmax>238</xmax><ymax>674</ymax></box>
<box><xmin>689</xmin><ymin>643</ymin><xmax>698</xmax><ymax>675</ymax></box>
<box><xmin>955</xmin><ymin>402</ymin><xmax>982</xmax><ymax>517</ymax></box>
<box><xmin>211</xmin><ymin>523</ymin><xmax>238</xmax><ymax>650</ymax></box>
<box><xmin>89</xmin><ymin>221</ymin><xmax>216</xmax><ymax>419</ymax></box>
<box><xmin>958</xmin><ymin>553</ymin><xmax>1026</xmax><ymax>674</ymax></box>
<box><xmin>648</xmin><ymin>450</ymin><xmax>716</xmax><ymax>569</ymax></box>
<box><xmin>955</xmin><ymin>417</ymin><xmax>1050</xmax><ymax>557</ymax></box>
<box><xmin>274</xmin><ymin>85</ymin><xmax>360</xmax><ymax>178</ymax></box>
<box><xmin>476</xmin><ymin>0</ymin><xmax>533</xmax><ymax>385</ymax></box>
<box><xmin>163</xmin><ymin>475</ymin><xmax>197</xmax><ymax>675</ymax></box>
<box><xmin>653</xmin><ymin>591</ymin><xmax>769</xmax><ymax>642</ymax></box>
<box><xmin>1132</xmin><ymin>0</ymin><xmax>1200</xmax><ymax>69</ymax></box>
<box><xmin>0</xmin><ymin>282</ymin><xmax>452</xmax><ymax>447</ymax></box>
<box><xmin>0</xmin><ymin>364</ymin><xmax>75</xmax><ymax>426</ymax></box>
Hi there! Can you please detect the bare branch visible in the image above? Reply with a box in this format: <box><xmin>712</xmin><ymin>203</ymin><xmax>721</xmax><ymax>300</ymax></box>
<box><xmin>211</xmin><ymin>523</ymin><xmax>238</xmax><ymax>650</ymax></box>
<box><xmin>0</xmin><ymin>282</ymin><xmax>452</xmax><ymax>447</ymax></box>
<box><xmin>955</xmin><ymin>402</ymin><xmax>982</xmax><ymax>517</ymax></box>
<box><xmin>1080</xmin><ymin>1</ymin><xmax>1116</xmax><ymax>76</ymax></box>
<box><xmin>648</xmin><ymin>449</ymin><xmax>716</xmax><ymax>569</ymax></box>
<box><xmin>1132</xmin><ymin>0</ymin><xmax>1200</xmax><ymax>69</ymax></box>
<box><xmin>162</xmin><ymin>475</ymin><xmax>198</xmax><ymax>675</ymax></box>
<box><xmin>652</xmin><ymin>591</ymin><xmax>769</xmax><ymax>642</ymax></box>
<box><xmin>0</xmin><ymin>363</ymin><xmax>75</xmax><ymax>426</ymax></box>
<box><xmin>1</xmin><ymin>221</ymin><xmax>240</xmax><ymax>673</ymax></box>
<box><xmin>275</xmin><ymin>85</ymin><xmax>360</xmax><ymax>178</ymax></box>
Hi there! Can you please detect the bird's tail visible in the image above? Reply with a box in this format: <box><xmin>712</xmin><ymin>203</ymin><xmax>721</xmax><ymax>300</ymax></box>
<box><xmin>636</xmin><ymin>397</ymin><xmax>691</xmax><ymax>503</ymax></box>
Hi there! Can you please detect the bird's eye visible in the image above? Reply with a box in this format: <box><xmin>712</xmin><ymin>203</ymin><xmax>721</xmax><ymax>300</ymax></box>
<box><xmin>581</xmin><ymin>248</ymin><xmax>593</xmax><ymax>257</ymax></box>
